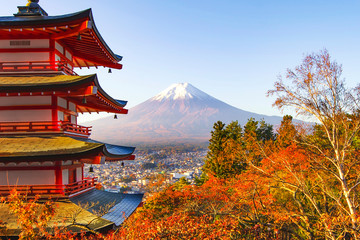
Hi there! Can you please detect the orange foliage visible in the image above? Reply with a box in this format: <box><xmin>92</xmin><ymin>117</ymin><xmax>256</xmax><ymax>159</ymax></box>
<box><xmin>114</xmin><ymin>141</ymin><xmax>359</xmax><ymax>239</ymax></box>
<box><xmin>95</xmin><ymin>183</ymin><xmax>103</xmax><ymax>190</ymax></box>
<box><xmin>0</xmin><ymin>189</ymin><xmax>107</xmax><ymax>240</ymax></box>
<box><xmin>113</xmin><ymin>176</ymin><xmax>283</xmax><ymax>239</ymax></box>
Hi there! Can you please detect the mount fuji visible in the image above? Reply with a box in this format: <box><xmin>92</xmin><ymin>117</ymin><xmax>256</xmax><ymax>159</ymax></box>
<box><xmin>87</xmin><ymin>83</ymin><xmax>285</xmax><ymax>145</ymax></box>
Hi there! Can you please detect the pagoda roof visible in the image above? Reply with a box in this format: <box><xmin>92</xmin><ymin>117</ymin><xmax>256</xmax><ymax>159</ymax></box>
<box><xmin>0</xmin><ymin>135</ymin><xmax>135</xmax><ymax>162</ymax></box>
<box><xmin>0</xmin><ymin>197</ymin><xmax>114</xmax><ymax>237</ymax></box>
<box><xmin>82</xmin><ymin>138</ymin><xmax>137</xmax><ymax>161</ymax></box>
<box><xmin>0</xmin><ymin>189</ymin><xmax>143</xmax><ymax>236</ymax></box>
<box><xmin>0</xmin><ymin>74</ymin><xmax>128</xmax><ymax>114</ymax></box>
<box><xmin>71</xmin><ymin>189</ymin><xmax>143</xmax><ymax>226</ymax></box>
<box><xmin>0</xmin><ymin>9</ymin><xmax>122</xmax><ymax>69</ymax></box>
<box><xmin>0</xmin><ymin>74</ymin><xmax>91</xmax><ymax>87</ymax></box>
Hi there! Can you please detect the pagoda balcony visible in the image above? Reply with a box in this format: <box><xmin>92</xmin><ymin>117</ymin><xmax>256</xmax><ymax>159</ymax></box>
<box><xmin>0</xmin><ymin>121</ymin><xmax>92</xmax><ymax>137</ymax></box>
<box><xmin>0</xmin><ymin>61</ymin><xmax>78</xmax><ymax>76</ymax></box>
<box><xmin>0</xmin><ymin>177</ymin><xmax>98</xmax><ymax>199</ymax></box>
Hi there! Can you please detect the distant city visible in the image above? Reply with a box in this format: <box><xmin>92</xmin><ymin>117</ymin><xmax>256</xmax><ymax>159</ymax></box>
<box><xmin>85</xmin><ymin>147</ymin><xmax>207</xmax><ymax>195</ymax></box>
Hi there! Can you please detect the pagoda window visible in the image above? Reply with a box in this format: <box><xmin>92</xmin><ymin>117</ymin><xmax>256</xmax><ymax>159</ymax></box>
<box><xmin>58</xmin><ymin>111</ymin><xmax>64</xmax><ymax>121</ymax></box>
<box><xmin>65</xmin><ymin>50</ymin><xmax>72</xmax><ymax>61</ymax></box>
<box><xmin>76</xmin><ymin>167</ymin><xmax>82</xmax><ymax>182</ymax></box>
<box><xmin>55</xmin><ymin>54</ymin><xmax>61</xmax><ymax>62</ymax></box>
<box><xmin>57</xmin><ymin>97</ymin><xmax>67</xmax><ymax>109</ymax></box>
<box><xmin>70</xmin><ymin>115</ymin><xmax>76</xmax><ymax>124</ymax></box>
<box><xmin>9</xmin><ymin>40</ymin><xmax>31</xmax><ymax>47</ymax></box>
<box><xmin>55</xmin><ymin>41</ymin><xmax>64</xmax><ymax>53</ymax></box>
<box><xmin>69</xmin><ymin>102</ymin><xmax>76</xmax><ymax>112</ymax></box>
<box><xmin>62</xmin><ymin>169</ymin><xmax>69</xmax><ymax>185</ymax></box>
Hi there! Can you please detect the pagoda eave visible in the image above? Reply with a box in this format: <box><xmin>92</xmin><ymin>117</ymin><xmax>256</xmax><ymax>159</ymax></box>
<box><xmin>105</xmin><ymin>154</ymin><xmax>136</xmax><ymax>162</ymax></box>
<box><xmin>73</xmin><ymin>56</ymin><xmax>123</xmax><ymax>70</ymax></box>
<box><xmin>0</xmin><ymin>74</ymin><xmax>128</xmax><ymax>114</ymax></box>
<box><xmin>0</xmin><ymin>135</ymin><xmax>136</xmax><ymax>163</ymax></box>
<box><xmin>0</xmin><ymin>147</ymin><xmax>103</xmax><ymax>163</ymax></box>
<box><xmin>0</xmin><ymin>9</ymin><xmax>122</xmax><ymax>69</ymax></box>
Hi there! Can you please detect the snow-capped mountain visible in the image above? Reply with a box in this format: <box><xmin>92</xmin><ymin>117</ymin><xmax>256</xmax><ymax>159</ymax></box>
<box><xmin>87</xmin><ymin>83</ymin><xmax>285</xmax><ymax>145</ymax></box>
<box><xmin>153</xmin><ymin>83</ymin><xmax>211</xmax><ymax>101</ymax></box>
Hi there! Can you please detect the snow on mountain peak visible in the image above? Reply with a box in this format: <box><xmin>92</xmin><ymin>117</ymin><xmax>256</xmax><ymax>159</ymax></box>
<box><xmin>152</xmin><ymin>83</ymin><xmax>210</xmax><ymax>101</ymax></box>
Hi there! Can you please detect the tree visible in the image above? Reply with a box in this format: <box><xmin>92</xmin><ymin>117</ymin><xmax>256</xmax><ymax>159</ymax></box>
<box><xmin>275</xmin><ymin>115</ymin><xmax>298</xmax><ymax>149</ymax></box>
<box><xmin>203</xmin><ymin>121</ymin><xmax>245</xmax><ymax>179</ymax></box>
<box><xmin>202</xmin><ymin>121</ymin><xmax>230</xmax><ymax>179</ymax></box>
<box><xmin>258</xmin><ymin>119</ymin><xmax>275</xmax><ymax>143</ymax></box>
<box><xmin>204</xmin><ymin>121</ymin><xmax>227</xmax><ymax>165</ymax></box>
<box><xmin>203</xmin><ymin>119</ymin><xmax>276</xmax><ymax>179</ymax></box>
<box><xmin>115</xmin><ymin>176</ymin><xmax>281</xmax><ymax>239</ymax></box>
<box><xmin>173</xmin><ymin>177</ymin><xmax>190</xmax><ymax>190</ymax></box>
<box><xmin>2</xmin><ymin>189</ymin><xmax>56</xmax><ymax>240</ymax></box>
<box><xmin>268</xmin><ymin>49</ymin><xmax>360</xmax><ymax>239</ymax></box>
<box><xmin>242</xmin><ymin>118</ymin><xmax>275</xmax><ymax>167</ymax></box>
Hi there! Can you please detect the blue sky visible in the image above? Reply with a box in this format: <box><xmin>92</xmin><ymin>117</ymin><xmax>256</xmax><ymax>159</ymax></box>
<box><xmin>3</xmin><ymin>1</ymin><xmax>360</xmax><ymax>122</ymax></box>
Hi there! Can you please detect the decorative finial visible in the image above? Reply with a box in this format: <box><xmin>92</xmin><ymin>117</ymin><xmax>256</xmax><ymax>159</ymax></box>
<box><xmin>15</xmin><ymin>0</ymin><xmax>48</xmax><ymax>17</ymax></box>
<box><xmin>26</xmin><ymin>0</ymin><xmax>40</xmax><ymax>8</ymax></box>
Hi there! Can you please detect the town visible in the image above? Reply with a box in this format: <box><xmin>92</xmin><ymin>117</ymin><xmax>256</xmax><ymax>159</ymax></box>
<box><xmin>85</xmin><ymin>148</ymin><xmax>208</xmax><ymax>195</ymax></box>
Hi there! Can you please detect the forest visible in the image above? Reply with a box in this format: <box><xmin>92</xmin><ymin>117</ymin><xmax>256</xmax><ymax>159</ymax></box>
<box><xmin>1</xmin><ymin>49</ymin><xmax>360</xmax><ymax>239</ymax></box>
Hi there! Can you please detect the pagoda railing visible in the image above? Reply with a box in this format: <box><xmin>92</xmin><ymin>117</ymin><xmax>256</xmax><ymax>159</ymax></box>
<box><xmin>0</xmin><ymin>177</ymin><xmax>98</xmax><ymax>198</ymax></box>
<box><xmin>65</xmin><ymin>177</ymin><xmax>98</xmax><ymax>196</ymax></box>
<box><xmin>0</xmin><ymin>61</ymin><xmax>78</xmax><ymax>76</ymax></box>
<box><xmin>0</xmin><ymin>121</ymin><xmax>92</xmax><ymax>137</ymax></box>
<box><xmin>62</xmin><ymin>122</ymin><xmax>92</xmax><ymax>136</ymax></box>
<box><xmin>0</xmin><ymin>121</ymin><xmax>61</xmax><ymax>132</ymax></box>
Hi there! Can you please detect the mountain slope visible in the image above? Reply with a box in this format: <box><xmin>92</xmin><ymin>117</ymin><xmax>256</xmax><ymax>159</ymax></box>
<box><xmin>87</xmin><ymin>83</ymin><xmax>285</xmax><ymax>145</ymax></box>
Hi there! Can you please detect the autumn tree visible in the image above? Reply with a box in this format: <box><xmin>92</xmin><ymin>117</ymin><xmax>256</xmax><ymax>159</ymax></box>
<box><xmin>275</xmin><ymin>115</ymin><xmax>298</xmax><ymax>149</ymax></box>
<box><xmin>115</xmin><ymin>176</ymin><xmax>281</xmax><ymax>240</ymax></box>
<box><xmin>268</xmin><ymin>49</ymin><xmax>360</xmax><ymax>239</ymax></box>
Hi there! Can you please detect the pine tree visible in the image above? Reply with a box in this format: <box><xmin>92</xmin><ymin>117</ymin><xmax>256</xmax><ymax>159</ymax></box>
<box><xmin>202</xmin><ymin>121</ymin><xmax>227</xmax><ymax>179</ymax></box>
<box><xmin>203</xmin><ymin>121</ymin><xmax>245</xmax><ymax>179</ymax></box>
<box><xmin>258</xmin><ymin>119</ymin><xmax>275</xmax><ymax>142</ymax></box>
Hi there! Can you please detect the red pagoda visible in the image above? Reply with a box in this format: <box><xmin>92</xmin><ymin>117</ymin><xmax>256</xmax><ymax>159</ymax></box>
<box><xmin>0</xmin><ymin>0</ymin><xmax>142</xmax><ymax>234</ymax></box>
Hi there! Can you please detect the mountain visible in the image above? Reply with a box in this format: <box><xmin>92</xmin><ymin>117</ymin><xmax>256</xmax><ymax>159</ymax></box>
<box><xmin>87</xmin><ymin>83</ymin><xmax>285</xmax><ymax>145</ymax></box>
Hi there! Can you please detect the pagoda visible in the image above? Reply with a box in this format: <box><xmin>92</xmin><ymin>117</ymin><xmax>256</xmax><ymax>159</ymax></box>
<box><xmin>0</xmin><ymin>0</ymin><xmax>142</xmax><ymax>233</ymax></box>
